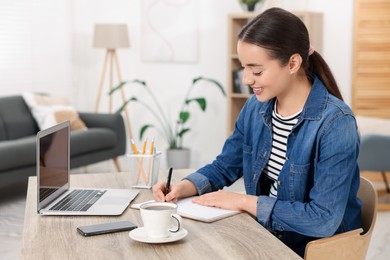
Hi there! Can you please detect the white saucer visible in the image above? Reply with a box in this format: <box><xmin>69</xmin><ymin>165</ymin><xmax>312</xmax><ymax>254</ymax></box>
<box><xmin>129</xmin><ymin>227</ymin><xmax>188</xmax><ymax>244</ymax></box>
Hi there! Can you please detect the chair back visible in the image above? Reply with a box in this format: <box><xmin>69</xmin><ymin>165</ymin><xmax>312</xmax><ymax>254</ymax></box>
<box><xmin>358</xmin><ymin>176</ymin><xmax>378</xmax><ymax>236</ymax></box>
<box><xmin>304</xmin><ymin>176</ymin><xmax>378</xmax><ymax>260</ymax></box>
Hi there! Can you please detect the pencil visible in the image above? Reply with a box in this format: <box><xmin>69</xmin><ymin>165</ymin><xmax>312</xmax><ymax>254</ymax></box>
<box><xmin>149</xmin><ymin>137</ymin><xmax>155</xmax><ymax>155</ymax></box>
<box><xmin>141</xmin><ymin>138</ymin><xmax>148</xmax><ymax>155</ymax></box>
<box><xmin>131</xmin><ymin>139</ymin><xmax>147</xmax><ymax>184</ymax></box>
<box><xmin>131</xmin><ymin>139</ymin><xmax>139</xmax><ymax>154</ymax></box>
<box><xmin>146</xmin><ymin>138</ymin><xmax>155</xmax><ymax>183</ymax></box>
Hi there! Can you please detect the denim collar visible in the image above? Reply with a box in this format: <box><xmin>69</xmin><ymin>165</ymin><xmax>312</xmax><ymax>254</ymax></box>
<box><xmin>259</xmin><ymin>76</ymin><xmax>328</xmax><ymax>122</ymax></box>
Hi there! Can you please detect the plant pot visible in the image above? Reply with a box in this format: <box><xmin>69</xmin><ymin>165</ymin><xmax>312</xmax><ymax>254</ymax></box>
<box><xmin>166</xmin><ymin>148</ymin><xmax>191</xmax><ymax>169</ymax></box>
<box><xmin>246</xmin><ymin>3</ymin><xmax>256</xmax><ymax>11</ymax></box>
<box><xmin>239</xmin><ymin>1</ymin><xmax>263</xmax><ymax>12</ymax></box>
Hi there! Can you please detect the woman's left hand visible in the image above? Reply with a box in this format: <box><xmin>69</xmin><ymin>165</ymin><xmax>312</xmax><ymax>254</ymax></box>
<box><xmin>192</xmin><ymin>190</ymin><xmax>257</xmax><ymax>213</ymax></box>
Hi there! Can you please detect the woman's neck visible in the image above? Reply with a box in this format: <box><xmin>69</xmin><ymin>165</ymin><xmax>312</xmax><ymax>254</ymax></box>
<box><xmin>276</xmin><ymin>74</ymin><xmax>312</xmax><ymax>117</ymax></box>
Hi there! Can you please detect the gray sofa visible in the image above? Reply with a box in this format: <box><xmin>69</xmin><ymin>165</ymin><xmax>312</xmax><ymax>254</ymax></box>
<box><xmin>358</xmin><ymin>134</ymin><xmax>390</xmax><ymax>193</ymax></box>
<box><xmin>0</xmin><ymin>95</ymin><xmax>126</xmax><ymax>190</ymax></box>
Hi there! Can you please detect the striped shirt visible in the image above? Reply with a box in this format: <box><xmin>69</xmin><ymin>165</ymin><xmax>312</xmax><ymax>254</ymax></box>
<box><xmin>263</xmin><ymin>102</ymin><xmax>301</xmax><ymax>198</ymax></box>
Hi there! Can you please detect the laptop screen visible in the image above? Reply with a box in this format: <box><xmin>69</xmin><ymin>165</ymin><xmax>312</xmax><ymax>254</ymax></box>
<box><xmin>37</xmin><ymin>121</ymin><xmax>70</xmax><ymax>210</ymax></box>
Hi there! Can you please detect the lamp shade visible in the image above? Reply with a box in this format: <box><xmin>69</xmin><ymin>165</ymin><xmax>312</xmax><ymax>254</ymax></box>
<box><xmin>93</xmin><ymin>24</ymin><xmax>130</xmax><ymax>49</ymax></box>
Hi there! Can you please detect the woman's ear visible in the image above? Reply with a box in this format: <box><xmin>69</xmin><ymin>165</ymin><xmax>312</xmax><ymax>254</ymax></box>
<box><xmin>288</xmin><ymin>53</ymin><xmax>303</xmax><ymax>74</ymax></box>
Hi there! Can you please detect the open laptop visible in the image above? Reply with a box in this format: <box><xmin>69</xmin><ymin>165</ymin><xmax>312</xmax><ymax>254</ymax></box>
<box><xmin>36</xmin><ymin>120</ymin><xmax>139</xmax><ymax>215</ymax></box>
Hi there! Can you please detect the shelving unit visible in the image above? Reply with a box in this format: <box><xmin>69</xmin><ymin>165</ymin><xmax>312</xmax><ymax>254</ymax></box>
<box><xmin>226</xmin><ymin>11</ymin><xmax>323</xmax><ymax>135</ymax></box>
<box><xmin>352</xmin><ymin>0</ymin><xmax>390</xmax><ymax>118</ymax></box>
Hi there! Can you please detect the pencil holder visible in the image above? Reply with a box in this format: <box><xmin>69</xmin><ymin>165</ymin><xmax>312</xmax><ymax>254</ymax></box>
<box><xmin>127</xmin><ymin>152</ymin><xmax>161</xmax><ymax>188</ymax></box>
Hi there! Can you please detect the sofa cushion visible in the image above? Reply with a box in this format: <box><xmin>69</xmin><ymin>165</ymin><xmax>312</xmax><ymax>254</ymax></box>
<box><xmin>0</xmin><ymin>128</ymin><xmax>118</xmax><ymax>172</ymax></box>
<box><xmin>0</xmin><ymin>136</ymin><xmax>36</xmax><ymax>172</ymax></box>
<box><xmin>0</xmin><ymin>96</ymin><xmax>39</xmax><ymax>141</ymax></box>
<box><xmin>70</xmin><ymin>128</ymin><xmax>118</xmax><ymax>156</ymax></box>
<box><xmin>22</xmin><ymin>92</ymin><xmax>87</xmax><ymax>131</ymax></box>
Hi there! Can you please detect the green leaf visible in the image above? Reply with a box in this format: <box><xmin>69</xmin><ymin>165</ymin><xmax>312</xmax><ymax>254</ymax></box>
<box><xmin>110</xmin><ymin>80</ymin><xmax>147</xmax><ymax>97</ymax></box>
<box><xmin>177</xmin><ymin>128</ymin><xmax>190</xmax><ymax>138</ymax></box>
<box><xmin>242</xmin><ymin>0</ymin><xmax>262</xmax><ymax>5</ymax></box>
<box><xmin>133</xmin><ymin>79</ymin><xmax>147</xmax><ymax>87</ymax></box>
<box><xmin>192</xmin><ymin>76</ymin><xmax>226</xmax><ymax>96</ymax></box>
<box><xmin>208</xmin><ymin>78</ymin><xmax>226</xmax><ymax>96</ymax></box>
<box><xmin>109</xmin><ymin>81</ymin><xmax>128</xmax><ymax>95</ymax></box>
<box><xmin>186</xmin><ymin>98</ymin><xmax>206</xmax><ymax>111</ymax></box>
<box><xmin>179</xmin><ymin>111</ymin><xmax>190</xmax><ymax>123</ymax></box>
<box><xmin>140</xmin><ymin>124</ymin><xmax>154</xmax><ymax>140</ymax></box>
<box><xmin>192</xmin><ymin>76</ymin><xmax>203</xmax><ymax>84</ymax></box>
<box><xmin>169</xmin><ymin>140</ymin><xmax>178</xmax><ymax>149</ymax></box>
<box><xmin>114</xmin><ymin>96</ymin><xmax>138</xmax><ymax>114</ymax></box>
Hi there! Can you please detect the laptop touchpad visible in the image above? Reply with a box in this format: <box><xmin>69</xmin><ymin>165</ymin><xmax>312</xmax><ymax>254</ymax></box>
<box><xmin>98</xmin><ymin>197</ymin><xmax>129</xmax><ymax>205</ymax></box>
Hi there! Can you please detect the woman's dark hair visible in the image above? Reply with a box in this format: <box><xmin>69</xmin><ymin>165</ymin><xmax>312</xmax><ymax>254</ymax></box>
<box><xmin>238</xmin><ymin>7</ymin><xmax>343</xmax><ymax>101</ymax></box>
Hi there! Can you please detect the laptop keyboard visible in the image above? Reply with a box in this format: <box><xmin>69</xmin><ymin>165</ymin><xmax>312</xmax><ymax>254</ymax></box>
<box><xmin>49</xmin><ymin>189</ymin><xmax>107</xmax><ymax>212</ymax></box>
<box><xmin>40</xmin><ymin>188</ymin><xmax>58</xmax><ymax>202</ymax></box>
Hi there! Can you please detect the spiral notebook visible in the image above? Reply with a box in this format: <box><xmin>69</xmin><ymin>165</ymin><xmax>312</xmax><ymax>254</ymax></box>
<box><xmin>131</xmin><ymin>196</ymin><xmax>241</xmax><ymax>223</ymax></box>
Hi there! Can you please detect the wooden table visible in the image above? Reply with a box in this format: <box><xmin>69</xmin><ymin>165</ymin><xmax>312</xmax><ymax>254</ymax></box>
<box><xmin>20</xmin><ymin>170</ymin><xmax>301</xmax><ymax>259</ymax></box>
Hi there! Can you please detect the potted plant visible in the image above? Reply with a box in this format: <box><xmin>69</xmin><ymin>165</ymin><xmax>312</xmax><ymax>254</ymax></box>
<box><xmin>239</xmin><ymin>0</ymin><xmax>263</xmax><ymax>12</ymax></box>
<box><xmin>110</xmin><ymin>76</ymin><xmax>225</xmax><ymax>168</ymax></box>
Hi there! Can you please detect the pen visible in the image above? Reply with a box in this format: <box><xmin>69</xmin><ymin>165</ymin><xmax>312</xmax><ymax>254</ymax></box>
<box><xmin>165</xmin><ymin>167</ymin><xmax>173</xmax><ymax>198</ymax></box>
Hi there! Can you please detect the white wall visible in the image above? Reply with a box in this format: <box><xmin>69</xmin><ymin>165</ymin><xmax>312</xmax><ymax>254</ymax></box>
<box><xmin>71</xmin><ymin>0</ymin><xmax>242</xmax><ymax>169</ymax></box>
<box><xmin>0</xmin><ymin>0</ymin><xmax>72</xmax><ymax>98</ymax></box>
<box><xmin>70</xmin><ymin>0</ymin><xmax>354</xmax><ymax>169</ymax></box>
<box><xmin>0</xmin><ymin>0</ymin><xmax>355</xmax><ymax>170</ymax></box>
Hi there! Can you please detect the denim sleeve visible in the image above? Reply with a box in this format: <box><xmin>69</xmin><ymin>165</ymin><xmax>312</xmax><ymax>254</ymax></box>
<box><xmin>268</xmin><ymin>113</ymin><xmax>360</xmax><ymax>237</ymax></box>
<box><xmin>182</xmin><ymin>98</ymin><xmax>255</xmax><ymax>194</ymax></box>
<box><xmin>184</xmin><ymin>172</ymin><xmax>213</xmax><ymax>195</ymax></box>
<box><xmin>257</xmin><ymin>196</ymin><xmax>277</xmax><ymax>228</ymax></box>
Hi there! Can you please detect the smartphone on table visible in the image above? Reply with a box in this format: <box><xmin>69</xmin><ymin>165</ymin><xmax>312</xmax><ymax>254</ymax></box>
<box><xmin>77</xmin><ymin>221</ymin><xmax>137</xmax><ymax>236</ymax></box>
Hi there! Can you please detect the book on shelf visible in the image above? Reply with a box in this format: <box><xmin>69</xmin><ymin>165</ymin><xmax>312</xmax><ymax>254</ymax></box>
<box><xmin>232</xmin><ymin>68</ymin><xmax>252</xmax><ymax>94</ymax></box>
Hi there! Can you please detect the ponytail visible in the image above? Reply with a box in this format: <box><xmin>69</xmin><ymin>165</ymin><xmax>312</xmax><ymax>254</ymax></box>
<box><xmin>307</xmin><ymin>51</ymin><xmax>343</xmax><ymax>101</ymax></box>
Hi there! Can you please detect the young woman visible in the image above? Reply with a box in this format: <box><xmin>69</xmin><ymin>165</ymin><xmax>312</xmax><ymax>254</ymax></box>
<box><xmin>153</xmin><ymin>7</ymin><xmax>361</xmax><ymax>257</ymax></box>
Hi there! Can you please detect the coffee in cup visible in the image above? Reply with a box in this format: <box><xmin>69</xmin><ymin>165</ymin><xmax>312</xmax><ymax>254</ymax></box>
<box><xmin>140</xmin><ymin>202</ymin><xmax>182</xmax><ymax>238</ymax></box>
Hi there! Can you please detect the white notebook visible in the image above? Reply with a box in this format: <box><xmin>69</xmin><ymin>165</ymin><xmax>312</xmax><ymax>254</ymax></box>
<box><xmin>131</xmin><ymin>196</ymin><xmax>241</xmax><ymax>223</ymax></box>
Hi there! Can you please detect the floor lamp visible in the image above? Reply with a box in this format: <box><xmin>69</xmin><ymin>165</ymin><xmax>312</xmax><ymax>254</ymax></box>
<box><xmin>93</xmin><ymin>24</ymin><xmax>133</xmax><ymax>140</ymax></box>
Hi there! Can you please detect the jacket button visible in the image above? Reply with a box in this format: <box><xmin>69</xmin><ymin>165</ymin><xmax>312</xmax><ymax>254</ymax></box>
<box><xmin>285</xmin><ymin>156</ymin><xmax>289</xmax><ymax>160</ymax></box>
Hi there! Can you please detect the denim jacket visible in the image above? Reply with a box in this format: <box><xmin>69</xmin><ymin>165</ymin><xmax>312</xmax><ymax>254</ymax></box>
<box><xmin>186</xmin><ymin>77</ymin><xmax>361</xmax><ymax>243</ymax></box>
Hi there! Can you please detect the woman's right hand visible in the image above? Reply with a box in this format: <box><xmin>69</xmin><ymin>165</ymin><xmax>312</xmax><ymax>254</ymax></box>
<box><xmin>152</xmin><ymin>179</ymin><xmax>197</xmax><ymax>202</ymax></box>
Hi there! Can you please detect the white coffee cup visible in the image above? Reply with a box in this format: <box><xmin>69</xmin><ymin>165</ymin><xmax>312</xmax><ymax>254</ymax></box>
<box><xmin>140</xmin><ymin>202</ymin><xmax>182</xmax><ymax>238</ymax></box>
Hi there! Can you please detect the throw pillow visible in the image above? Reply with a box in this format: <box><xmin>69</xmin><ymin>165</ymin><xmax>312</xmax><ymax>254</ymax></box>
<box><xmin>22</xmin><ymin>92</ymin><xmax>87</xmax><ymax>131</ymax></box>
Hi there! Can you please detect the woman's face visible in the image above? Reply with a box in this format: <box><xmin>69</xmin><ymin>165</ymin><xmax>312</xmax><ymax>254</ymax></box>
<box><xmin>237</xmin><ymin>41</ymin><xmax>291</xmax><ymax>102</ymax></box>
